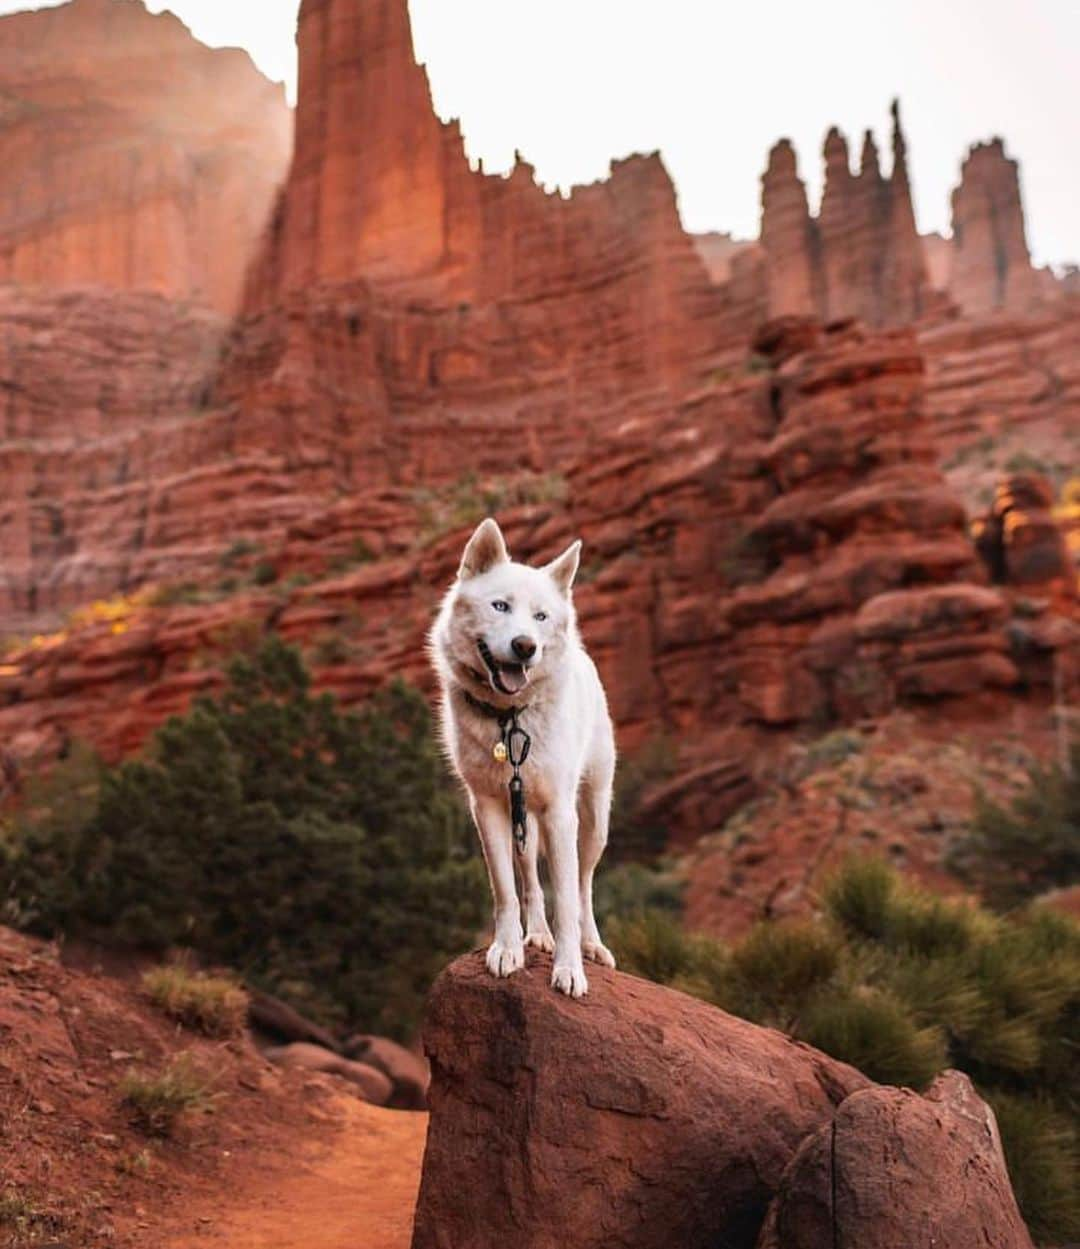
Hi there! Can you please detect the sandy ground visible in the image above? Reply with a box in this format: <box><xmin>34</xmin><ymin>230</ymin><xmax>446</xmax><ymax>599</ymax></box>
<box><xmin>162</xmin><ymin>1099</ymin><xmax>428</xmax><ymax>1249</ymax></box>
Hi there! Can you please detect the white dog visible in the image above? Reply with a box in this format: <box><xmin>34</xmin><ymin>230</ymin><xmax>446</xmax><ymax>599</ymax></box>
<box><xmin>429</xmin><ymin>518</ymin><xmax>617</xmax><ymax>997</ymax></box>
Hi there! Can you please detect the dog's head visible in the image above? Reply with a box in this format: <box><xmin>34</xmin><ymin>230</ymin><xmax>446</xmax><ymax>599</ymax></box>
<box><xmin>443</xmin><ymin>518</ymin><xmax>581</xmax><ymax>698</ymax></box>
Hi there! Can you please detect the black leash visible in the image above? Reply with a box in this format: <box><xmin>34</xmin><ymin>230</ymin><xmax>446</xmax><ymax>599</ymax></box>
<box><xmin>462</xmin><ymin>690</ymin><xmax>532</xmax><ymax>854</ymax></box>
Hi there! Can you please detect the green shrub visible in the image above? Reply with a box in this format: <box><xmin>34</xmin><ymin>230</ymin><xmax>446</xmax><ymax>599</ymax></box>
<box><xmin>992</xmin><ymin>1093</ymin><xmax>1080</xmax><ymax>1244</ymax></box>
<box><xmin>141</xmin><ymin>963</ymin><xmax>248</xmax><ymax>1037</ymax></box>
<box><xmin>822</xmin><ymin>855</ymin><xmax>895</xmax><ymax>941</ymax></box>
<box><xmin>804</xmin><ymin>728</ymin><xmax>865</xmax><ymax>771</ymax></box>
<box><xmin>416</xmin><ymin>471</ymin><xmax>568</xmax><ymax>539</ymax></box>
<box><xmin>593</xmin><ymin>861</ymin><xmax>684</xmax><ymax>928</ymax></box>
<box><xmin>727</xmin><ymin>919</ymin><xmax>841</xmax><ymax>1026</ymax></box>
<box><xmin>608</xmin><ymin>908</ymin><xmax>713</xmax><ymax>987</ymax></box>
<box><xmin>120</xmin><ymin>1054</ymin><xmax>214</xmax><ymax>1137</ymax></box>
<box><xmin>2</xmin><ymin>638</ymin><xmax>487</xmax><ymax>1039</ymax></box>
<box><xmin>802</xmin><ymin>987</ymin><xmax>947</xmax><ymax>1087</ymax></box>
<box><xmin>951</xmin><ymin>735</ymin><xmax>1080</xmax><ymax>907</ymax></box>
<box><xmin>1004</xmin><ymin>450</ymin><xmax>1050</xmax><ymax>476</ymax></box>
<box><xmin>0</xmin><ymin>743</ymin><xmax>102</xmax><ymax>933</ymax></box>
<box><xmin>149</xmin><ymin>581</ymin><xmax>204</xmax><ymax>607</ymax></box>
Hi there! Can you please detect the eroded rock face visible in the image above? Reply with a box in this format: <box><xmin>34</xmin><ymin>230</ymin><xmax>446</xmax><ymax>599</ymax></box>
<box><xmin>757</xmin><ymin>1071</ymin><xmax>1033</xmax><ymax>1249</ymax></box>
<box><xmin>973</xmin><ymin>473</ymin><xmax>1072</xmax><ymax>588</ymax></box>
<box><xmin>0</xmin><ymin>288</ymin><xmax>230</xmax><ymax>626</ymax></box>
<box><xmin>728</xmin><ymin>319</ymin><xmax>1018</xmax><ymax>723</ymax></box>
<box><xmin>0</xmin><ymin>0</ymin><xmax>291</xmax><ymax>313</ymax></box>
<box><xmin>411</xmin><ymin>950</ymin><xmax>869</xmax><ymax>1249</ymax></box>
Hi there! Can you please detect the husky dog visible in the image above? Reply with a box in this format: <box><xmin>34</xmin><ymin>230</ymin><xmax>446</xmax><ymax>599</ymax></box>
<box><xmin>429</xmin><ymin>518</ymin><xmax>616</xmax><ymax>998</ymax></box>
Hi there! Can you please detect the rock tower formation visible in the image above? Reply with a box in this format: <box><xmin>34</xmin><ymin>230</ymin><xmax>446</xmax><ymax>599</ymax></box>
<box><xmin>222</xmin><ymin>0</ymin><xmax>726</xmax><ymax>495</ymax></box>
<box><xmin>240</xmin><ymin>0</ymin><xmax>720</xmax><ymax>393</ymax></box>
<box><xmin>948</xmin><ymin>139</ymin><xmax>1041</xmax><ymax>314</ymax></box>
<box><xmin>0</xmin><ymin>0</ymin><xmax>292</xmax><ymax>313</ymax></box>
<box><xmin>758</xmin><ymin>102</ymin><xmax>929</xmax><ymax>326</ymax></box>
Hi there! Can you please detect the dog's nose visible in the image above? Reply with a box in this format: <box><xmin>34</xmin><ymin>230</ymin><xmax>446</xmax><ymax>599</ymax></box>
<box><xmin>511</xmin><ymin>635</ymin><xmax>537</xmax><ymax>661</ymax></box>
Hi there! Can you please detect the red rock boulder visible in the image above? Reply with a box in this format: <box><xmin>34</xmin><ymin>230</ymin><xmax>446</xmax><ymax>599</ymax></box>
<box><xmin>342</xmin><ymin>1033</ymin><xmax>430</xmax><ymax>1110</ymax></box>
<box><xmin>757</xmin><ymin>1071</ymin><xmax>1033</xmax><ymax>1249</ymax></box>
<box><xmin>264</xmin><ymin>1042</ymin><xmax>392</xmax><ymax>1105</ymax></box>
<box><xmin>411</xmin><ymin>950</ymin><xmax>869</xmax><ymax>1249</ymax></box>
<box><xmin>973</xmin><ymin>473</ymin><xmax>1072</xmax><ymax>589</ymax></box>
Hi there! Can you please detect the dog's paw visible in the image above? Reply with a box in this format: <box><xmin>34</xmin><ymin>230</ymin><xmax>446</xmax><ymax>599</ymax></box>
<box><xmin>524</xmin><ymin>926</ymin><xmax>555</xmax><ymax>954</ymax></box>
<box><xmin>485</xmin><ymin>938</ymin><xmax>525</xmax><ymax>978</ymax></box>
<box><xmin>582</xmin><ymin>940</ymin><xmax>616</xmax><ymax>968</ymax></box>
<box><xmin>551</xmin><ymin>962</ymin><xmax>589</xmax><ymax>998</ymax></box>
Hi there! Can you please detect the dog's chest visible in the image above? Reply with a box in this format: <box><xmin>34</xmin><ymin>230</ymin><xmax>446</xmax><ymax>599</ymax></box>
<box><xmin>452</xmin><ymin>709</ymin><xmax>561</xmax><ymax>809</ymax></box>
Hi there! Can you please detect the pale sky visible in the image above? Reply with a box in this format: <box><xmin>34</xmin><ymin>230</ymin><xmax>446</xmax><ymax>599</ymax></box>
<box><xmin>4</xmin><ymin>0</ymin><xmax>1079</xmax><ymax>267</ymax></box>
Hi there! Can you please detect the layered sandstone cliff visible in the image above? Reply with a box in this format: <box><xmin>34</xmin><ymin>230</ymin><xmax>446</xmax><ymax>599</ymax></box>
<box><xmin>3</xmin><ymin>320</ymin><xmax>1074</xmax><ymax>811</ymax></box>
<box><xmin>0</xmin><ymin>0</ymin><xmax>291</xmax><ymax>313</ymax></box>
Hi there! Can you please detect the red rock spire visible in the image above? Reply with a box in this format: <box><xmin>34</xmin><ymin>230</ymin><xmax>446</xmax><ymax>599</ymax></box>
<box><xmin>760</xmin><ymin>139</ymin><xmax>817</xmax><ymax>316</ymax></box>
<box><xmin>880</xmin><ymin>99</ymin><xmax>929</xmax><ymax>321</ymax></box>
<box><xmin>282</xmin><ymin>0</ymin><xmax>453</xmax><ymax>290</ymax></box>
<box><xmin>859</xmin><ymin>129</ymin><xmax>881</xmax><ymax>181</ymax></box>
<box><xmin>948</xmin><ymin>137</ymin><xmax>1040</xmax><ymax>313</ymax></box>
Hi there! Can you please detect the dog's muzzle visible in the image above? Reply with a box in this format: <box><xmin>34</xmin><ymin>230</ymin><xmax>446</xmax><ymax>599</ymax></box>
<box><xmin>477</xmin><ymin>638</ymin><xmax>532</xmax><ymax>696</ymax></box>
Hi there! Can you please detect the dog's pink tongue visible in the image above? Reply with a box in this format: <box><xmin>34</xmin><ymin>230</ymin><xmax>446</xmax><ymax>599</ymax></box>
<box><xmin>499</xmin><ymin>665</ymin><xmax>529</xmax><ymax>694</ymax></box>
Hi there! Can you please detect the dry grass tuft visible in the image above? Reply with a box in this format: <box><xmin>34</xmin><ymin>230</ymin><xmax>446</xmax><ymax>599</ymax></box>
<box><xmin>119</xmin><ymin>1053</ymin><xmax>215</xmax><ymax>1137</ymax></box>
<box><xmin>142</xmin><ymin>963</ymin><xmax>248</xmax><ymax>1038</ymax></box>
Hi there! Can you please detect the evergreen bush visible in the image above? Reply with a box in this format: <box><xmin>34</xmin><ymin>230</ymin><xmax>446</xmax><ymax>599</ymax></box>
<box><xmin>1</xmin><ymin>638</ymin><xmax>487</xmax><ymax>1038</ymax></box>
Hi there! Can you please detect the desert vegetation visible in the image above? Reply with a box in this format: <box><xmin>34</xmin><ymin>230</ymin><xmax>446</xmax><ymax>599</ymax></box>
<box><xmin>0</xmin><ymin>638</ymin><xmax>488</xmax><ymax>1039</ymax></box>
<box><xmin>141</xmin><ymin>963</ymin><xmax>249</xmax><ymax>1038</ymax></box>
<box><xmin>119</xmin><ymin>1053</ymin><xmax>216</xmax><ymax>1137</ymax></box>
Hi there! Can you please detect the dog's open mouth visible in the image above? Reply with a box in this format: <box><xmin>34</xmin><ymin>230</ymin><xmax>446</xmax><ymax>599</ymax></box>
<box><xmin>477</xmin><ymin>639</ymin><xmax>531</xmax><ymax>696</ymax></box>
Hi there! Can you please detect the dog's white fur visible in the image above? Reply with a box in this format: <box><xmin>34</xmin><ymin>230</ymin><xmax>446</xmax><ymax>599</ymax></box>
<box><xmin>429</xmin><ymin>518</ymin><xmax>616</xmax><ymax>997</ymax></box>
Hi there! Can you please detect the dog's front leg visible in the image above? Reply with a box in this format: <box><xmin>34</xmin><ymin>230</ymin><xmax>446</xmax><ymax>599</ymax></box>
<box><xmin>471</xmin><ymin>794</ymin><xmax>525</xmax><ymax>978</ymax></box>
<box><xmin>544</xmin><ymin>800</ymin><xmax>588</xmax><ymax>997</ymax></box>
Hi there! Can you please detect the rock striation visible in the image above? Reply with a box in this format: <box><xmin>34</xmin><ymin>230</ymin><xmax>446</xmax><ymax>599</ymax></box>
<box><xmin>756</xmin><ymin>102</ymin><xmax>930</xmax><ymax>326</ymax></box>
<box><xmin>0</xmin><ymin>287</ymin><xmax>231</xmax><ymax>627</ymax></box>
<box><xmin>947</xmin><ymin>140</ymin><xmax>1041</xmax><ymax>315</ymax></box>
<box><xmin>0</xmin><ymin>0</ymin><xmax>292</xmax><ymax>313</ymax></box>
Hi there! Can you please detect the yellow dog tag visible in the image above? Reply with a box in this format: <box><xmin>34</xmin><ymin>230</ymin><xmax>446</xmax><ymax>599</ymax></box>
<box><xmin>492</xmin><ymin>740</ymin><xmax>508</xmax><ymax>763</ymax></box>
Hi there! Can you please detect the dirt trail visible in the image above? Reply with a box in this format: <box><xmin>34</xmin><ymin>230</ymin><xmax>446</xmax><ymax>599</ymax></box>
<box><xmin>163</xmin><ymin>1099</ymin><xmax>428</xmax><ymax>1249</ymax></box>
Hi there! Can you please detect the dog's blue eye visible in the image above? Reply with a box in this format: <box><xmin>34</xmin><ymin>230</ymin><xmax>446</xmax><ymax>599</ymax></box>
<box><xmin>492</xmin><ymin>600</ymin><xmax>510</xmax><ymax>613</ymax></box>
<box><xmin>534</xmin><ymin>611</ymin><xmax>548</xmax><ymax>622</ymax></box>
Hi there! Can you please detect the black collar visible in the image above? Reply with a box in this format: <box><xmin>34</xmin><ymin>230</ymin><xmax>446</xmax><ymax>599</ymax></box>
<box><xmin>461</xmin><ymin>688</ymin><xmax>528</xmax><ymax>728</ymax></box>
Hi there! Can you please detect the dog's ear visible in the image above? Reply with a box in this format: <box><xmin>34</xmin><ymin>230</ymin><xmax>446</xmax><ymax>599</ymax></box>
<box><xmin>459</xmin><ymin>518</ymin><xmax>510</xmax><ymax>580</ymax></box>
<box><xmin>543</xmin><ymin>539</ymin><xmax>581</xmax><ymax>596</ymax></box>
